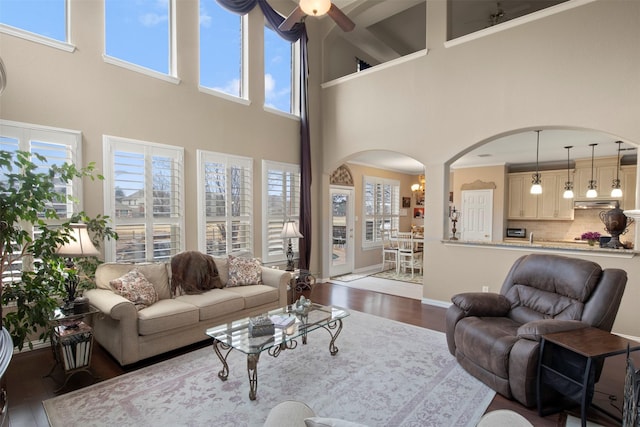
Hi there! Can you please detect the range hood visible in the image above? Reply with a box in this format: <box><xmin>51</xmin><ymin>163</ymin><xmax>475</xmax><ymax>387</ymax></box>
<box><xmin>573</xmin><ymin>200</ymin><xmax>619</xmax><ymax>210</ymax></box>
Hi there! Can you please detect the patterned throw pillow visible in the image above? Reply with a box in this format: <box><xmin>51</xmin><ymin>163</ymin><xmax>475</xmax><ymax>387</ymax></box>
<box><xmin>227</xmin><ymin>255</ymin><xmax>262</xmax><ymax>287</ymax></box>
<box><xmin>110</xmin><ymin>269</ymin><xmax>159</xmax><ymax>311</ymax></box>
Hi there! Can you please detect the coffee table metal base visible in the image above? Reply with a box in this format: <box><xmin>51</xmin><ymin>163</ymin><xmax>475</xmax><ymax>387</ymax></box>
<box><xmin>212</xmin><ymin>318</ymin><xmax>344</xmax><ymax>400</ymax></box>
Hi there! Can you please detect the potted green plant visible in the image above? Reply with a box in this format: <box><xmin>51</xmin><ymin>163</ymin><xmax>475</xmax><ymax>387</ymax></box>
<box><xmin>0</xmin><ymin>150</ymin><xmax>117</xmax><ymax>350</ymax></box>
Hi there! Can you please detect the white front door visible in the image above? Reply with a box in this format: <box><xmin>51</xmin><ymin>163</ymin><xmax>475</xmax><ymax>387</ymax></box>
<box><xmin>330</xmin><ymin>187</ymin><xmax>355</xmax><ymax>277</ymax></box>
<box><xmin>461</xmin><ymin>189</ymin><xmax>493</xmax><ymax>241</ymax></box>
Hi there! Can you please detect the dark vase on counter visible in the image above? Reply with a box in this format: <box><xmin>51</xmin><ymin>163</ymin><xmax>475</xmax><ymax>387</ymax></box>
<box><xmin>599</xmin><ymin>202</ymin><xmax>634</xmax><ymax>249</ymax></box>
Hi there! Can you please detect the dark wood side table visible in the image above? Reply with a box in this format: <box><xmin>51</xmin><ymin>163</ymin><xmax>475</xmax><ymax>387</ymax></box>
<box><xmin>290</xmin><ymin>269</ymin><xmax>316</xmax><ymax>304</ymax></box>
<box><xmin>44</xmin><ymin>306</ymin><xmax>100</xmax><ymax>392</ymax></box>
<box><xmin>537</xmin><ymin>327</ymin><xmax>640</xmax><ymax>427</ymax></box>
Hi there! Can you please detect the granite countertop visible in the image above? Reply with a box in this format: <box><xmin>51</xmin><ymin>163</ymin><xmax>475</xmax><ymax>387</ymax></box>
<box><xmin>443</xmin><ymin>238</ymin><xmax>637</xmax><ymax>256</ymax></box>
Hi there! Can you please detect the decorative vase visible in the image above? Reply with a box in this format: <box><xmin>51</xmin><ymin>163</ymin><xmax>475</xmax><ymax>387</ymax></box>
<box><xmin>588</xmin><ymin>240</ymin><xmax>596</xmax><ymax>246</ymax></box>
<box><xmin>599</xmin><ymin>202</ymin><xmax>634</xmax><ymax>249</ymax></box>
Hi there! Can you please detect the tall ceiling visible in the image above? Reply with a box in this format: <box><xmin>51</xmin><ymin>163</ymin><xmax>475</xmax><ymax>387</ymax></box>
<box><xmin>318</xmin><ymin>1</ymin><xmax>637</xmax><ymax>174</ymax></box>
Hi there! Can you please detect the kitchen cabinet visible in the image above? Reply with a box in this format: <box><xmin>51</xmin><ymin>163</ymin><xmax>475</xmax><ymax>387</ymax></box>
<box><xmin>573</xmin><ymin>157</ymin><xmax>624</xmax><ymax>200</ymax></box>
<box><xmin>621</xmin><ymin>165</ymin><xmax>637</xmax><ymax>210</ymax></box>
<box><xmin>508</xmin><ymin>171</ymin><xmax>574</xmax><ymax>220</ymax></box>
<box><xmin>508</xmin><ymin>174</ymin><xmax>538</xmax><ymax>219</ymax></box>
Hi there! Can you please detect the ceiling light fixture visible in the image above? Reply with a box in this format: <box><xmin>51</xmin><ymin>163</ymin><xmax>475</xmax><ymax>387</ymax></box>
<box><xmin>530</xmin><ymin>130</ymin><xmax>542</xmax><ymax>195</ymax></box>
<box><xmin>586</xmin><ymin>143</ymin><xmax>598</xmax><ymax>198</ymax></box>
<box><xmin>563</xmin><ymin>145</ymin><xmax>574</xmax><ymax>199</ymax></box>
<box><xmin>411</xmin><ymin>174</ymin><xmax>425</xmax><ymax>192</ymax></box>
<box><xmin>611</xmin><ymin>140</ymin><xmax>623</xmax><ymax>198</ymax></box>
<box><xmin>299</xmin><ymin>0</ymin><xmax>331</xmax><ymax>16</ymax></box>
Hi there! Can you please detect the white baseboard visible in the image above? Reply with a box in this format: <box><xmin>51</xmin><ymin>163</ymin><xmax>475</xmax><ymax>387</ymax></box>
<box><xmin>421</xmin><ymin>298</ymin><xmax>451</xmax><ymax>308</ymax></box>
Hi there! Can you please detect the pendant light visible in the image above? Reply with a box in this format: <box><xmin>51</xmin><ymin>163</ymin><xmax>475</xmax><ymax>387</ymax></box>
<box><xmin>530</xmin><ymin>130</ymin><xmax>542</xmax><ymax>194</ymax></box>
<box><xmin>586</xmin><ymin>143</ymin><xmax>598</xmax><ymax>198</ymax></box>
<box><xmin>611</xmin><ymin>140</ymin><xmax>623</xmax><ymax>198</ymax></box>
<box><xmin>563</xmin><ymin>145</ymin><xmax>574</xmax><ymax>199</ymax></box>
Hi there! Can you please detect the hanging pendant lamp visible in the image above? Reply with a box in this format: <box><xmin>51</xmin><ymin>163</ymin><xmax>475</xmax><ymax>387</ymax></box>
<box><xmin>530</xmin><ymin>130</ymin><xmax>542</xmax><ymax>195</ymax></box>
<box><xmin>586</xmin><ymin>143</ymin><xmax>598</xmax><ymax>198</ymax></box>
<box><xmin>563</xmin><ymin>146</ymin><xmax>574</xmax><ymax>199</ymax></box>
<box><xmin>611</xmin><ymin>141</ymin><xmax>623</xmax><ymax>198</ymax></box>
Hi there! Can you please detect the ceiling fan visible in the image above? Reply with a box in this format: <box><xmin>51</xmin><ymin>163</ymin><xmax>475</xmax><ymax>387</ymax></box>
<box><xmin>279</xmin><ymin>0</ymin><xmax>355</xmax><ymax>32</ymax></box>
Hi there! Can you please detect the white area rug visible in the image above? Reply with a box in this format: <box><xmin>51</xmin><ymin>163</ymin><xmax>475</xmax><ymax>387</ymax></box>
<box><xmin>330</xmin><ymin>272</ymin><xmax>423</xmax><ymax>300</ymax></box>
<box><xmin>43</xmin><ymin>311</ymin><xmax>495</xmax><ymax>427</ymax></box>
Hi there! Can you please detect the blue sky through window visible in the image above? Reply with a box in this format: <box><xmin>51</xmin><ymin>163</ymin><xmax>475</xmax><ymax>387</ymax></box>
<box><xmin>0</xmin><ymin>0</ymin><xmax>66</xmax><ymax>41</ymax></box>
<box><xmin>0</xmin><ymin>0</ymin><xmax>294</xmax><ymax>114</ymax></box>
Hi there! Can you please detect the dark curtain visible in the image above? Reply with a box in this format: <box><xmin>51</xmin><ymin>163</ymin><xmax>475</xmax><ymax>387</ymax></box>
<box><xmin>215</xmin><ymin>0</ymin><xmax>312</xmax><ymax>270</ymax></box>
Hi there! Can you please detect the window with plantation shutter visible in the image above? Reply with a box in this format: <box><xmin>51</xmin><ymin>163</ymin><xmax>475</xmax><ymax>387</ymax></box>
<box><xmin>0</xmin><ymin>120</ymin><xmax>82</xmax><ymax>283</ymax></box>
<box><xmin>363</xmin><ymin>176</ymin><xmax>400</xmax><ymax>248</ymax></box>
<box><xmin>103</xmin><ymin>135</ymin><xmax>184</xmax><ymax>262</ymax></box>
<box><xmin>262</xmin><ymin>160</ymin><xmax>300</xmax><ymax>265</ymax></box>
<box><xmin>197</xmin><ymin>151</ymin><xmax>252</xmax><ymax>256</ymax></box>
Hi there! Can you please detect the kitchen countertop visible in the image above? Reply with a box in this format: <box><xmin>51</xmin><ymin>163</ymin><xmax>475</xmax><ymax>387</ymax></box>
<box><xmin>442</xmin><ymin>238</ymin><xmax>637</xmax><ymax>258</ymax></box>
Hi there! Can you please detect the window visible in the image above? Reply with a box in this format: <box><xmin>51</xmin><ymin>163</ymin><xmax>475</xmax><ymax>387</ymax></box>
<box><xmin>103</xmin><ymin>135</ymin><xmax>184</xmax><ymax>262</ymax></box>
<box><xmin>197</xmin><ymin>151</ymin><xmax>252</xmax><ymax>256</ymax></box>
<box><xmin>0</xmin><ymin>0</ymin><xmax>72</xmax><ymax>51</ymax></box>
<box><xmin>262</xmin><ymin>160</ymin><xmax>300</xmax><ymax>264</ymax></box>
<box><xmin>0</xmin><ymin>120</ymin><xmax>82</xmax><ymax>282</ymax></box>
<box><xmin>199</xmin><ymin>1</ymin><xmax>243</xmax><ymax>98</ymax></box>
<box><xmin>264</xmin><ymin>25</ymin><xmax>296</xmax><ymax>114</ymax></box>
<box><xmin>362</xmin><ymin>176</ymin><xmax>400</xmax><ymax>247</ymax></box>
<box><xmin>104</xmin><ymin>0</ymin><xmax>175</xmax><ymax>78</ymax></box>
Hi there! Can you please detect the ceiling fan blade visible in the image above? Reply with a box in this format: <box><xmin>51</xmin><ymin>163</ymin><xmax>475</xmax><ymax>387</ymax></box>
<box><xmin>279</xmin><ymin>6</ymin><xmax>307</xmax><ymax>31</ymax></box>
<box><xmin>327</xmin><ymin>3</ymin><xmax>355</xmax><ymax>32</ymax></box>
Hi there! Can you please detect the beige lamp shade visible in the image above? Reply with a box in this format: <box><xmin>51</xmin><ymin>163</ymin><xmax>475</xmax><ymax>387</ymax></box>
<box><xmin>280</xmin><ymin>220</ymin><xmax>303</xmax><ymax>239</ymax></box>
<box><xmin>56</xmin><ymin>223</ymin><xmax>100</xmax><ymax>257</ymax></box>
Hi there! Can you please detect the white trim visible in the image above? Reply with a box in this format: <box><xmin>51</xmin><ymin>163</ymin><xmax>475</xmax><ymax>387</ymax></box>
<box><xmin>445</xmin><ymin>0</ymin><xmax>598</xmax><ymax>48</ymax></box>
<box><xmin>321</xmin><ymin>49</ymin><xmax>428</xmax><ymax>89</ymax></box>
<box><xmin>199</xmin><ymin>86</ymin><xmax>251</xmax><ymax>106</ymax></box>
<box><xmin>263</xmin><ymin>106</ymin><xmax>300</xmax><ymax>121</ymax></box>
<box><xmin>0</xmin><ymin>23</ymin><xmax>76</xmax><ymax>53</ymax></box>
<box><xmin>102</xmin><ymin>55</ymin><xmax>181</xmax><ymax>85</ymax></box>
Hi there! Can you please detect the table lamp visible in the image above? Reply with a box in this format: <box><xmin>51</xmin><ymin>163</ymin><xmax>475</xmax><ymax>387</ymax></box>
<box><xmin>56</xmin><ymin>223</ymin><xmax>100</xmax><ymax>310</ymax></box>
<box><xmin>280</xmin><ymin>220</ymin><xmax>303</xmax><ymax>271</ymax></box>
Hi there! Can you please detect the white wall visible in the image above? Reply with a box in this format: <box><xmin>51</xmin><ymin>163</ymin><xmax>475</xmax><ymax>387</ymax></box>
<box><xmin>320</xmin><ymin>0</ymin><xmax>640</xmax><ymax>336</ymax></box>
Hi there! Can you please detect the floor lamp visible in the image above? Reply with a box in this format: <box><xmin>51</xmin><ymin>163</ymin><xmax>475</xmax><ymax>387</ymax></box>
<box><xmin>281</xmin><ymin>220</ymin><xmax>303</xmax><ymax>271</ymax></box>
<box><xmin>56</xmin><ymin>223</ymin><xmax>100</xmax><ymax>311</ymax></box>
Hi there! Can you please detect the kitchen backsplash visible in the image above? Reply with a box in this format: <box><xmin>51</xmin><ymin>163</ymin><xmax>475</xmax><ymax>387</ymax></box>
<box><xmin>507</xmin><ymin>209</ymin><xmax>636</xmax><ymax>245</ymax></box>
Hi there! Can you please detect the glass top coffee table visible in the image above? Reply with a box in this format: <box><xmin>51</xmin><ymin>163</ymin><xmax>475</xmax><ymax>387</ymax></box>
<box><xmin>205</xmin><ymin>303</ymin><xmax>349</xmax><ymax>400</ymax></box>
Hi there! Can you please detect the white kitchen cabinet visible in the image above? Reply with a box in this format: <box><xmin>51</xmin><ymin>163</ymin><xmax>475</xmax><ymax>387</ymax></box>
<box><xmin>508</xmin><ymin>173</ymin><xmax>538</xmax><ymax>219</ymax></box>
<box><xmin>622</xmin><ymin>165</ymin><xmax>637</xmax><ymax>210</ymax></box>
<box><xmin>508</xmin><ymin>170</ymin><xmax>574</xmax><ymax>220</ymax></box>
<box><xmin>574</xmin><ymin>159</ymin><xmax>618</xmax><ymax>200</ymax></box>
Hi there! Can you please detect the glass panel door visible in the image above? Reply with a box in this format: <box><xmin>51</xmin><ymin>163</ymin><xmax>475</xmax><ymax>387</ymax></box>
<box><xmin>330</xmin><ymin>187</ymin><xmax>354</xmax><ymax>277</ymax></box>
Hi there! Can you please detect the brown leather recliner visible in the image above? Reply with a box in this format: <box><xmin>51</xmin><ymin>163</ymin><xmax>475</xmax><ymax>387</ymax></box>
<box><xmin>445</xmin><ymin>254</ymin><xmax>627</xmax><ymax>408</ymax></box>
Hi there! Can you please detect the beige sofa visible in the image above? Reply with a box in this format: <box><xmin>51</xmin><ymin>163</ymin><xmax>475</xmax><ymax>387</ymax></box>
<box><xmin>85</xmin><ymin>256</ymin><xmax>290</xmax><ymax>365</ymax></box>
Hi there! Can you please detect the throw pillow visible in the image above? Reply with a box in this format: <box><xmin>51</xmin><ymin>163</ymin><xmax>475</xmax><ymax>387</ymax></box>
<box><xmin>304</xmin><ymin>417</ymin><xmax>368</xmax><ymax>427</ymax></box>
<box><xmin>110</xmin><ymin>269</ymin><xmax>159</xmax><ymax>311</ymax></box>
<box><xmin>171</xmin><ymin>251</ymin><xmax>222</xmax><ymax>295</ymax></box>
<box><xmin>227</xmin><ymin>255</ymin><xmax>262</xmax><ymax>287</ymax></box>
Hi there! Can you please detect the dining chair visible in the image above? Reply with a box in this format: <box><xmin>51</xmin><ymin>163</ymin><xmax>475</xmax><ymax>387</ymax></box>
<box><xmin>381</xmin><ymin>229</ymin><xmax>398</xmax><ymax>272</ymax></box>
<box><xmin>397</xmin><ymin>232</ymin><xmax>423</xmax><ymax>277</ymax></box>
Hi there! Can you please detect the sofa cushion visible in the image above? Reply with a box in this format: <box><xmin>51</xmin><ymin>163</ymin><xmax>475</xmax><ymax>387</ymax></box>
<box><xmin>96</xmin><ymin>262</ymin><xmax>171</xmax><ymax>300</ymax></box>
<box><xmin>175</xmin><ymin>289</ymin><xmax>245</xmax><ymax>321</ymax></box>
<box><xmin>171</xmin><ymin>251</ymin><xmax>222</xmax><ymax>295</ymax></box>
<box><xmin>227</xmin><ymin>255</ymin><xmax>262</xmax><ymax>287</ymax></box>
<box><xmin>225</xmin><ymin>284</ymin><xmax>279</xmax><ymax>309</ymax></box>
<box><xmin>109</xmin><ymin>269</ymin><xmax>159</xmax><ymax>311</ymax></box>
<box><xmin>137</xmin><ymin>299</ymin><xmax>199</xmax><ymax>336</ymax></box>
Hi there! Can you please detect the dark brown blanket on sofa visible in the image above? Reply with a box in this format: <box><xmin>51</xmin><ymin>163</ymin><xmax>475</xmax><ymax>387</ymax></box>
<box><xmin>171</xmin><ymin>251</ymin><xmax>222</xmax><ymax>295</ymax></box>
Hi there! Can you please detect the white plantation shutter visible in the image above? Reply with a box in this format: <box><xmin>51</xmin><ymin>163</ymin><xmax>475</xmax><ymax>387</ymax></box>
<box><xmin>197</xmin><ymin>151</ymin><xmax>252</xmax><ymax>256</ymax></box>
<box><xmin>103</xmin><ymin>136</ymin><xmax>185</xmax><ymax>262</ymax></box>
<box><xmin>363</xmin><ymin>176</ymin><xmax>400</xmax><ymax>247</ymax></box>
<box><xmin>0</xmin><ymin>120</ymin><xmax>82</xmax><ymax>283</ymax></box>
<box><xmin>262</xmin><ymin>160</ymin><xmax>300</xmax><ymax>264</ymax></box>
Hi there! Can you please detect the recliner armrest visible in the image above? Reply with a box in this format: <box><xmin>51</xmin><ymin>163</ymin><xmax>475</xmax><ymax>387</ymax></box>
<box><xmin>451</xmin><ymin>292</ymin><xmax>511</xmax><ymax>317</ymax></box>
<box><xmin>517</xmin><ymin>319</ymin><xmax>588</xmax><ymax>342</ymax></box>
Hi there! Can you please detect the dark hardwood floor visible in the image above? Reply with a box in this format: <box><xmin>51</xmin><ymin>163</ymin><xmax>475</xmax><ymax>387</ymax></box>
<box><xmin>6</xmin><ymin>282</ymin><xmax>632</xmax><ymax>426</ymax></box>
